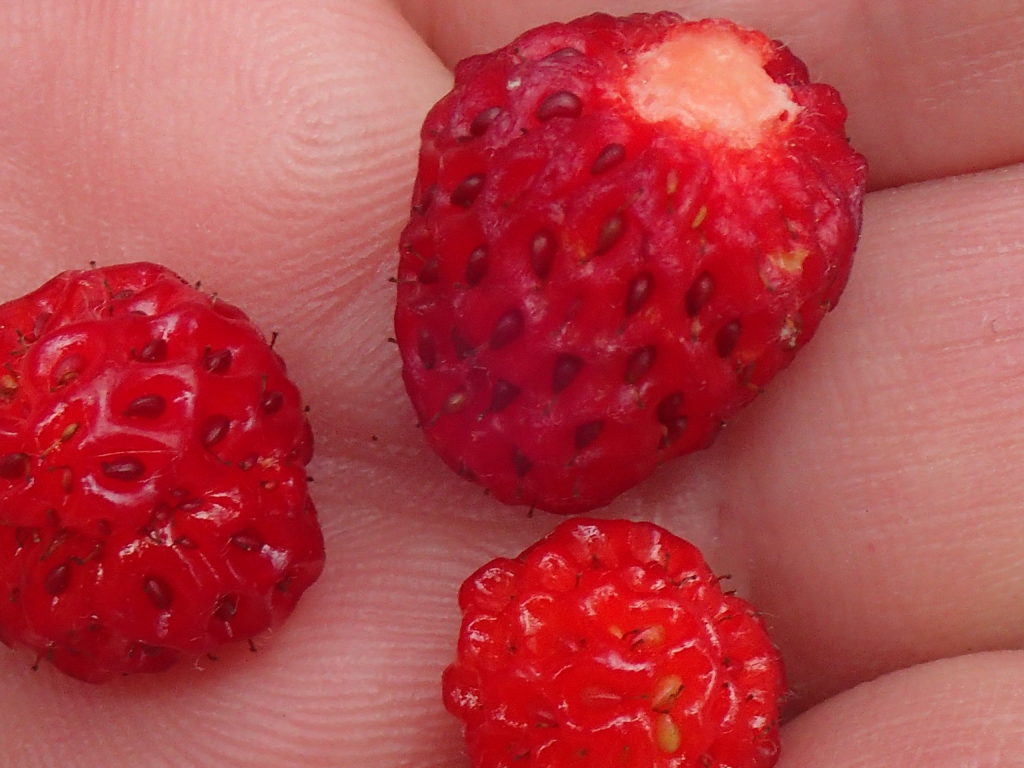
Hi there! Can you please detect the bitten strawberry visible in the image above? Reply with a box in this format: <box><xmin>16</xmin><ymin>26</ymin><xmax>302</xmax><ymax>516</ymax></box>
<box><xmin>0</xmin><ymin>262</ymin><xmax>324</xmax><ymax>682</ymax></box>
<box><xmin>443</xmin><ymin>518</ymin><xmax>785</xmax><ymax>768</ymax></box>
<box><xmin>395</xmin><ymin>13</ymin><xmax>867</xmax><ymax>513</ymax></box>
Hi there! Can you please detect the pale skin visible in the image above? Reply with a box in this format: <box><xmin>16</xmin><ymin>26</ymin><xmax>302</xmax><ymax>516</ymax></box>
<box><xmin>1</xmin><ymin>0</ymin><xmax>1023</xmax><ymax>765</ymax></box>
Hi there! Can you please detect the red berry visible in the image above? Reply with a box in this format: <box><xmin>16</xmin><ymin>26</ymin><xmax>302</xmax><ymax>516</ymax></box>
<box><xmin>0</xmin><ymin>262</ymin><xmax>324</xmax><ymax>682</ymax></box>
<box><xmin>395</xmin><ymin>13</ymin><xmax>868</xmax><ymax>513</ymax></box>
<box><xmin>443</xmin><ymin>518</ymin><xmax>786</xmax><ymax>768</ymax></box>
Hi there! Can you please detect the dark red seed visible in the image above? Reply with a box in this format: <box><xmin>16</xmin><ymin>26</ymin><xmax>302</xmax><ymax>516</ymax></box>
<box><xmin>470</xmin><ymin>106</ymin><xmax>501</xmax><ymax>136</ymax></box>
<box><xmin>123</xmin><ymin>394</ymin><xmax>166</xmax><ymax>419</ymax></box>
<box><xmin>451</xmin><ymin>329</ymin><xmax>476</xmax><ymax>360</ymax></box>
<box><xmin>625</xmin><ymin>272</ymin><xmax>654</xmax><ymax>315</ymax></box>
<box><xmin>489</xmin><ymin>380</ymin><xmax>521</xmax><ymax>412</ymax></box>
<box><xmin>258</xmin><ymin>390</ymin><xmax>283</xmax><ymax>414</ymax></box>
<box><xmin>590</xmin><ymin>143</ymin><xmax>626</xmax><ymax>175</ymax></box>
<box><xmin>0</xmin><ymin>452</ymin><xmax>29</xmax><ymax>480</ymax></box>
<box><xmin>552</xmin><ymin>354</ymin><xmax>583</xmax><ymax>393</ymax></box>
<box><xmin>203</xmin><ymin>348</ymin><xmax>233</xmax><ymax>374</ymax></box>
<box><xmin>536</xmin><ymin>91</ymin><xmax>583</xmax><ymax>121</ymax></box>
<box><xmin>595</xmin><ymin>213</ymin><xmax>626</xmax><ymax>255</ymax></box>
<box><xmin>542</xmin><ymin>47</ymin><xmax>583</xmax><ymax>61</ymax></box>
<box><xmin>715</xmin><ymin>320</ymin><xmax>742</xmax><ymax>358</ymax></box>
<box><xmin>418</xmin><ymin>258</ymin><xmax>441</xmax><ymax>284</ymax></box>
<box><xmin>574</xmin><ymin>420</ymin><xmax>604</xmax><ymax>451</ymax></box>
<box><xmin>465</xmin><ymin>246</ymin><xmax>489</xmax><ymax>286</ymax></box>
<box><xmin>490</xmin><ymin>309</ymin><xmax>524</xmax><ymax>350</ymax></box>
<box><xmin>213</xmin><ymin>593</ymin><xmax>239</xmax><ymax>621</ymax></box>
<box><xmin>231</xmin><ymin>530</ymin><xmax>263</xmax><ymax>552</ymax></box>
<box><xmin>53</xmin><ymin>354</ymin><xmax>84</xmax><ymax>386</ymax></box>
<box><xmin>531</xmin><ymin>230</ymin><xmax>557</xmax><ymax>279</ymax></box>
<box><xmin>44</xmin><ymin>563</ymin><xmax>71</xmax><ymax>596</ymax></box>
<box><xmin>136</xmin><ymin>339</ymin><xmax>168</xmax><ymax>363</ymax></box>
<box><xmin>657</xmin><ymin>392</ymin><xmax>684</xmax><ymax>425</ymax></box>
<box><xmin>685</xmin><ymin>272</ymin><xmax>714</xmax><ymax>316</ymax></box>
<box><xmin>512</xmin><ymin>449</ymin><xmax>532</xmax><ymax>478</ymax></box>
<box><xmin>417</xmin><ymin>330</ymin><xmax>437</xmax><ymax>370</ymax></box>
<box><xmin>143</xmin><ymin>576</ymin><xmax>173</xmax><ymax>610</ymax></box>
<box><xmin>624</xmin><ymin>346</ymin><xmax>657</xmax><ymax>384</ymax></box>
<box><xmin>201</xmin><ymin>415</ymin><xmax>230</xmax><ymax>447</ymax></box>
<box><xmin>450</xmin><ymin>173</ymin><xmax>485</xmax><ymax>207</ymax></box>
<box><xmin>101</xmin><ymin>457</ymin><xmax>145</xmax><ymax>481</ymax></box>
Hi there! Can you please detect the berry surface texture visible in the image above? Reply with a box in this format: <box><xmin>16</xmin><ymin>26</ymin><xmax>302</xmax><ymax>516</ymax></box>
<box><xmin>0</xmin><ymin>262</ymin><xmax>324</xmax><ymax>683</ymax></box>
<box><xmin>395</xmin><ymin>12</ymin><xmax>868</xmax><ymax>514</ymax></box>
<box><xmin>443</xmin><ymin>517</ymin><xmax>786</xmax><ymax>768</ymax></box>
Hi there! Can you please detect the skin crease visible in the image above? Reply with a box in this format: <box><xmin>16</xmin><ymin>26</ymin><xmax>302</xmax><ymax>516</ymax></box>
<box><xmin>0</xmin><ymin>0</ymin><xmax>1022</xmax><ymax>765</ymax></box>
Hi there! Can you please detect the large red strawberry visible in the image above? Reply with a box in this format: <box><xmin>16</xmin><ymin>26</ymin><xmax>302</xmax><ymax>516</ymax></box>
<box><xmin>443</xmin><ymin>517</ymin><xmax>786</xmax><ymax>768</ymax></box>
<box><xmin>395</xmin><ymin>13</ymin><xmax>867</xmax><ymax>514</ymax></box>
<box><xmin>0</xmin><ymin>262</ymin><xmax>324</xmax><ymax>682</ymax></box>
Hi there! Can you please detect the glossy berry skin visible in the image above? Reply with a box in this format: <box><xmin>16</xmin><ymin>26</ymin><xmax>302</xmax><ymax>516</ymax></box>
<box><xmin>0</xmin><ymin>262</ymin><xmax>324</xmax><ymax>682</ymax></box>
<box><xmin>443</xmin><ymin>518</ymin><xmax>785</xmax><ymax>768</ymax></box>
<box><xmin>396</xmin><ymin>13</ymin><xmax>867</xmax><ymax>513</ymax></box>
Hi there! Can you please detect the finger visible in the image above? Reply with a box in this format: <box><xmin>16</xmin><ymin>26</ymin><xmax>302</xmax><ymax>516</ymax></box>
<box><xmin>710</xmin><ymin>164</ymin><xmax>1024</xmax><ymax>707</ymax></box>
<box><xmin>0</xmin><ymin>0</ymin><xmax>449</xmax><ymax>461</ymax></box>
<box><xmin>399</xmin><ymin>0</ymin><xmax>1024</xmax><ymax>187</ymax></box>
<box><xmin>779</xmin><ymin>652</ymin><xmax>1024</xmax><ymax>767</ymax></box>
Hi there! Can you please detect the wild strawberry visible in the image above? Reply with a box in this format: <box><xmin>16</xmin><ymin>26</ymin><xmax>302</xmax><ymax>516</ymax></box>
<box><xmin>395</xmin><ymin>13</ymin><xmax>867</xmax><ymax>513</ymax></box>
<box><xmin>0</xmin><ymin>262</ymin><xmax>324</xmax><ymax>682</ymax></box>
<box><xmin>443</xmin><ymin>518</ymin><xmax>785</xmax><ymax>768</ymax></box>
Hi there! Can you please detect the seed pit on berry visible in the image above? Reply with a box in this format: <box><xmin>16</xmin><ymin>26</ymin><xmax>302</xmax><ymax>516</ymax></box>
<box><xmin>418</xmin><ymin>258</ymin><xmax>441</xmax><ymax>284</ymax></box>
<box><xmin>624</xmin><ymin>346</ymin><xmax>657</xmax><ymax>384</ymax></box>
<box><xmin>451</xmin><ymin>329</ymin><xmax>476</xmax><ymax>360</ymax></box>
<box><xmin>101</xmin><ymin>457</ymin><xmax>145</xmax><ymax>481</ymax></box>
<box><xmin>552</xmin><ymin>354</ymin><xmax>583</xmax><ymax>394</ymax></box>
<box><xmin>52</xmin><ymin>354</ymin><xmax>85</xmax><ymax>387</ymax></box>
<box><xmin>0</xmin><ymin>452</ymin><xmax>29</xmax><ymax>480</ymax></box>
<box><xmin>123</xmin><ymin>394</ymin><xmax>166</xmax><ymax>419</ymax></box>
<box><xmin>531</xmin><ymin>230</ymin><xmax>557</xmax><ymax>279</ymax></box>
<box><xmin>512</xmin><ymin>449</ymin><xmax>533</xmax><ymax>478</ymax></box>
<box><xmin>715</xmin><ymin>319</ymin><xmax>742</xmax><ymax>357</ymax></box>
<box><xmin>201</xmin><ymin>415</ymin><xmax>231</xmax><ymax>448</ymax></box>
<box><xmin>231</xmin><ymin>530</ymin><xmax>264</xmax><ymax>552</ymax></box>
<box><xmin>590</xmin><ymin>143</ymin><xmax>626</xmax><ymax>175</ymax></box>
<box><xmin>536</xmin><ymin>90</ymin><xmax>583</xmax><ymax>121</ymax></box>
<box><xmin>450</xmin><ymin>173</ymin><xmax>486</xmax><ymax>207</ymax></box>
<box><xmin>685</xmin><ymin>271</ymin><xmax>714</xmax><ymax>316</ymax></box>
<box><xmin>657</xmin><ymin>392</ymin><xmax>688</xmax><ymax>445</ymax></box>
<box><xmin>260</xmin><ymin>390</ymin><xmax>285</xmax><ymax>414</ymax></box>
<box><xmin>143</xmin><ymin>576</ymin><xmax>173</xmax><ymax>610</ymax></box>
<box><xmin>465</xmin><ymin>246</ymin><xmax>489</xmax><ymax>286</ymax></box>
<box><xmin>136</xmin><ymin>339</ymin><xmax>168</xmax><ymax>363</ymax></box>
<box><xmin>490</xmin><ymin>309</ymin><xmax>525</xmax><ymax>350</ymax></box>
<box><xmin>595</xmin><ymin>213</ymin><xmax>626</xmax><ymax>255</ymax></box>
<box><xmin>203</xmin><ymin>348</ymin><xmax>233</xmax><ymax>374</ymax></box>
<box><xmin>574</xmin><ymin>420</ymin><xmax>604</xmax><ymax>451</ymax></box>
<box><xmin>213</xmin><ymin>593</ymin><xmax>239</xmax><ymax>621</ymax></box>
<box><xmin>417</xmin><ymin>330</ymin><xmax>438</xmax><ymax>370</ymax></box>
<box><xmin>489</xmin><ymin>380</ymin><xmax>521</xmax><ymax>412</ymax></box>
<box><xmin>44</xmin><ymin>563</ymin><xmax>71</xmax><ymax>596</ymax></box>
<box><xmin>470</xmin><ymin>106</ymin><xmax>501</xmax><ymax>136</ymax></box>
<box><xmin>625</xmin><ymin>272</ymin><xmax>654</xmax><ymax>315</ymax></box>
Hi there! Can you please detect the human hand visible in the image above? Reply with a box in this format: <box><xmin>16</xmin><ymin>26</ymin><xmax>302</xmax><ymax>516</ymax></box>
<box><xmin>1</xmin><ymin>1</ymin><xmax>1023</xmax><ymax>766</ymax></box>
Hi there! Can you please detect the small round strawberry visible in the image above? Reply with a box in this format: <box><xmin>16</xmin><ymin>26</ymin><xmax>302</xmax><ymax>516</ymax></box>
<box><xmin>0</xmin><ymin>262</ymin><xmax>324</xmax><ymax>682</ymax></box>
<box><xmin>443</xmin><ymin>518</ymin><xmax>785</xmax><ymax>768</ymax></box>
<box><xmin>395</xmin><ymin>13</ymin><xmax>867</xmax><ymax>513</ymax></box>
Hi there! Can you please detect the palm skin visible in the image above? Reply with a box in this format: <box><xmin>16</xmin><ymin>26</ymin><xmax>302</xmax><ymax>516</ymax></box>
<box><xmin>1</xmin><ymin>1</ymin><xmax>1023</xmax><ymax>766</ymax></box>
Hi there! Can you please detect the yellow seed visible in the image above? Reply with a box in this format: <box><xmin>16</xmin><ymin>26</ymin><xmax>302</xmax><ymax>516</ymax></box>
<box><xmin>655</xmin><ymin>713</ymin><xmax>682</xmax><ymax>754</ymax></box>
<box><xmin>651</xmin><ymin>674</ymin><xmax>684</xmax><ymax>712</ymax></box>
<box><xmin>690</xmin><ymin>205</ymin><xmax>708</xmax><ymax>228</ymax></box>
<box><xmin>60</xmin><ymin>423</ymin><xmax>80</xmax><ymax>442</ymax></box>
<box><xmin>0</xmin><ymin>374</ymin><xmax>16</xmax><ymax>393</ymax></box>
<box><xmin>769</xmin><ymin>246</ymin><xmax>809</xmax><ymax>274</ymax></box>
<box><xmin>666</xmin><ymin>169</ymin><xmax>680</xmax><ymax>196</ymax></box>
